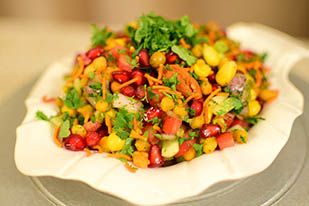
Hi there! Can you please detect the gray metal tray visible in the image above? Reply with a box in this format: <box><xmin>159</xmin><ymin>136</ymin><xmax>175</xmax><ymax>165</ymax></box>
<box><xmin>1</xmin><ymin>59</ymin><xmax>308</xmax><ymax>206</ymax></box>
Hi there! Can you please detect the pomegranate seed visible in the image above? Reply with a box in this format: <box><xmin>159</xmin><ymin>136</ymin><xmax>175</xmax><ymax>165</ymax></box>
<box><xmin>138</xmin><ymin>49</ymin><xmax>150</xmax><ymax>67</ymax></box>
<box><xmin>131</xmin><ymin>70</ymin><xmax>146</xmax><ymax>86</ymax></box>
<box><xmin>212</xmin><ymin>84</ymin><xmax>220</xmax><ymax>91</ymax></box>
<box><xmin>86</xmin><ymin>47</ymin><xmax>104</xmax><ymax>60</ymax></box>
<box><xmin>149</xmin><ymin>145</ymin><xmax>164</xmax><ymax>168</ymax></box>
<box><xmin>84</xmin><ymin>122</ymin><xmax>101</xmax><ymax>132</ymax></box>
<box><xmin>64</xmin><ymin>134</ymin><xmax>86</xmax><ymax>151</ymax></box>
<box><xmin>85</xmin><ymin>132</ymin><xmax>102</xmax><ymax>147</ymax></box>
<box><xmin>200</xmin><ymin>124</ymin><xmax>221</xmax><ymax>139</ymax></box>
<box><xmin>121</xmin><ymin>85</ymin><xmax>135</xmax><ymax>97</ymax></box>
<box><xmin>208</xmin><ymin>73</ymin><xmax>216</xmax><ymax>84</ymax></box>
<box><xmin>166</xmin><ymin>52</ymin><xmax>179</xmax><ymax>64</ymax></box>
<box><xmin>112</xmin><ymin>71</ymin><xmax>131</xmax><ymax>83</ymax></box>
<box><xmin>144</xmin><ymin>107</ymin><xmax>163</xmax><ymax>121</ymax></box>
<box><xmin>190</xmin><ymin>99</ymin><xmax>203</xmax><ymax>117</ymax></box>
<box><xmin>135</xmin><ymin>85</ymin><xmax>146</xmax><ymax>99</ymax></box>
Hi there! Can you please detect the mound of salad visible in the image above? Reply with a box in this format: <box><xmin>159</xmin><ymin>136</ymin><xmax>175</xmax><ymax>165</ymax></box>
<box><xmin>36</xmin><ymin>13</ymin><xmax>278</xmax><ymax>171</ymax></box>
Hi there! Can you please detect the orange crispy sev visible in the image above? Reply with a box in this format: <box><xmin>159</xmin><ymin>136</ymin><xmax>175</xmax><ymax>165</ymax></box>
<box><xmin>53</xmin><ymin>126</ymin><xmax>63</xmax><ymax>147</ymax></box>
<box><xmin>108</xmin><ymin>153</ymin><xmax>132</xmax><ymax>161</ymax></box>
<box><xmin>105</xmin><ymin>116</ymin><xmax>112</xmax><ymax>134</ymax></box>
<box><xmin>130</xmin><ymin>130</ymin><xmax>146</xmax><ymax>140</ymax></box>
<box><xmin>157</xmin><ymin>65</ymin><xmax>164</xmax><ymax>81</ymax></box>
<box><xmin>124</xmin><ymin>162</ymin><xmax>137</xmax><ymax>173</ymax></box>
<box><xmin>145</xmin><ymin>74</ymin><xmax>163</xmax><ymax>84</ymax></box>
<box><xmin>203</xmin><ymin>88</ymin><xmax>221</xmax><ymax>123</ymax></box>
<box><xmin>42</xmin><ymin>95</ymin><xmax>56</xmax><ymax>103</ymax></box>
<box><xmin>84</xmin><ymin>148</ymin><xmax>92</xmax><ymax>157</ymax></box>
<box><xmin>114</xmin><ymin>77</ymin><xmax>139</xmax><ymax>91</ymax></box>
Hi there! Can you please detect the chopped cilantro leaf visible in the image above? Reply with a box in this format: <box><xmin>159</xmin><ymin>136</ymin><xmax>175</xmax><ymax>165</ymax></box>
<box><xmin>193</xmin><ymin>144</ymin><xmax>203</xmax><ymax>156</ymax></box>
<box><xmin>162</xmin><ymin>73</ymin><xmax>179</xmax><ymax>91</ymax></box>
<box><xmin>240</xmin><ymin>135</ymin><xmax>247</xmax><ymax>143</ymax></box>
<box><xmin>171</xmin><ymin>45</ymin><xmax>197</xmax><ymax>66</ymax></box>
<box><xmin>246</xmin><ymin>116</ymin><xmax>265</xmax><ymax>125</ymax></box>
<box><xmin>91</xmin><ymin>24</ymin><xmax>112</xmax><ymax>47</ymax></box>
<box><xmin>36</xmin><ymin>111</ymin><xmax>49</xmax><ymax>121</ymax></box>
<box><xmin>154</xmin><ymin>134</ymin><xmax>163</xmax><ymax>139</ymax></box>
<box><xmin>188</xmin><ymin>108</ymin><xmax>196</xmax><ymax>117</ymax></box>
<box><xmin>260</xmin><ymin>52</ymin><xmax>268</xmax><ymax>62</ymax></box>
<box><xmin>64</xmin><ymin>88</ymin><xmax>84</xmax><ymax>109</ymax></box>
<box><xmin>120</xmin><ymin>138</ymin><xmax>134</xmax><ymax>156</ymax></box>
<box><xmin>188</xmin><ymin>131</ymin><xmax>197</xmax><ymax>137</ymax></box>
<box><xmin>113</xmin><ymin>108</ymin><xmax>135</xmax><ymax>139</ymax></box>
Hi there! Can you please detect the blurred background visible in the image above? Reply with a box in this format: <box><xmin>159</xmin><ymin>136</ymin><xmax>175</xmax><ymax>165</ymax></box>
<box><xmin>0</xmin><ymin>0</ymin><xmax>308</xmax><ymax>36</ymax></box>
<box><xmin>0</xmin><ymin>0</ymin><xmax>308</xmax><ymax>102</ymax></box>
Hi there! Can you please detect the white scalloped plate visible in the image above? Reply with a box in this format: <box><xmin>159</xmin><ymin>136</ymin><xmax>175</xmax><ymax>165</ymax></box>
<box><xmin>15</xmin><ymin>23</ymin><xmax>309</xmax><ymax>205</ymax></box>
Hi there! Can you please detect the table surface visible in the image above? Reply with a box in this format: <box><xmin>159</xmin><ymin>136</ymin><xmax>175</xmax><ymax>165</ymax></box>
<box><xmin>0</xmin><ymin>17</ymin><xmax>308</xmax><ymax>206</ymax></box>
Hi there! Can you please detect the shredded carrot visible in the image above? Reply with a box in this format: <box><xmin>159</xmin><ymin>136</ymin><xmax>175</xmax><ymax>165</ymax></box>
<box><xmin>130</xmin><ymin>130</ymin><xmax>146</xmax><ymax>140</ymax></box>
<box><xmin>145</xmin><ymin>74</ymin><xmax>162</xmax><ymax>84</ymax></box>
<box><xmin>204</xmin><ymin>88</ymin><xmax>221</xmax><ymax>104</ymax></box>
<box><xmin>105</xmin><ymin>116</ymin><xmax>112</xmax><ymax>134</ymax></box>
<box><xmin>115</xmin><ymin>77</ymin><xmax>138</xmax><ymax>91</ymax></box>
<box><xmin>108</xmin><ymin>153</ymin><xmax>132</xmax><ymax>161</ymax></box>
<box><xmin>124</xmin><ymin>162</ymin><xmax>137</xmax><ymax>173</ymax></box>
<box><xmin>157</xmin><ymin>65</ymin><xmax>164</xmax><ymax>81</ymax></box>
<box><xmin>42</xmin><ymin>95</ymin><xmax>56</xmax><ymax>103</ymax></box>
<box><xmin>93</xmin><ymin>145</ymin><xmax>103</xmax><ymax>153</ymax></box>
<box><xmin>53</xmin><ymin>126</ymin><xmax>63</xmax><ymax>148</ymax></box>
<box><xmin>255</xmin><ymin>69</ymin><xmax>262</xmax><ymax>88</ymax></box>
<box><xmin>133</xmin><ymin>117</ymin><xmax>139</xmax><ymax>131</ymax></box>
<box><xmin>152</xmin><ymin>85</ymin><xmax>183</xmax><ymax>97</ymax></box>
<box><xmin>183</xmin><ymin>94</ymin><xmax>198</xmax><ymax>105</ymax></box>
<box><xmin>84</xmin><ymin>148</ymin><xmax>93</xmax><ymax>157</ymax></box>
<box><xmin>180</xmin><ymin>38</ymin><xmax>191</xmax><ymax>49</ymax></box>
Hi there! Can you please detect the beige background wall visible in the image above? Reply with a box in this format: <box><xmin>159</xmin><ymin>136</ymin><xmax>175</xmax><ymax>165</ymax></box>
<box><xmin>0</xmin><ymin>0</ymin><xmax>308</xmax><ymax>36</ymax></box>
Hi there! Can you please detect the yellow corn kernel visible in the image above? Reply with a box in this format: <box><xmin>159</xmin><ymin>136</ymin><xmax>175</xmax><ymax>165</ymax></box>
<box><xmin>215</xmin><ymin>61</ymin><xmax>237</xmax><ymax>86</ymax></box>
<box><xmin>203</xmin><ymin>137</ymin><xmax>217</xmax><ymax>154</ymax></box>
<box><xmin>111</xmin><ymin>81</ymin><xmax>121</xmax><ymax>93</ymax></box>
<box><xmin>96</xmin><ymin>100</ymin><xmax>109</xmax><ymax>113</ymax></box>
<box><xmin>160</xmin><ymin>96</ymin><xmax>175</xmax><ymax>112</ymax></box>
<box><xmin>135</xmin><ymin>139</ymin><xmax>151</xmax><ymax>152</ymax></box>
<box><xmin>61</xmin><ymin>105</ymin><xmax>76</xmax><ymax>116</ymax></box>
<box><xmin>77</xmin><ymin>105</ymin><xmax>94</xmax><ymax>118</ymax></box>
<box><xmin>259</xmin><ymin>89</ymin><xmax>278</xmax><ymax>102</ymax></box>
<box><xmin>250</xmin><ymin>89</ymin><xmax>258</xmax><ymax>101</ymax></box>
<box><xmin>84</xmin><ymin>64</ymin><xmax>96</xmax><ymax>76</ymax></box>
<box><xmin>132</xmin><ymin>151</ymin><xmax>149</xmax><ymax>168</ymax></box>
<box><xmin>71</xmin><ymin>125</ymin><xmax>87</xmax><ymax>137</ymax></box>
<box><xmin>193</xmin><ymin>59</ymin><xmax>212</xmax><ymax>78</ymax></box>
<box><xmin>106</xmin><ymin>133</ymin><xmax>125</xmax><ymax>152</ymax></box>
<box><xmin>92</xmin><ymin>56</ymin><xmax>107</xmax><ymax>71</ymax></box>
<box><xmin>114</xmin><ymin>38</ymin><xmax>126</xmax><ymax>46</ymax></box>
<box><xmin>248</xmin><ymin>100</ymin><xmax>261</xmax><ymax>117</ymax></box>
<box><xmin>183</xmin><ymin>147</ymin><xmax>196</xmax><ymax>161</ymax></box>
<box><xmin>106</xmin><ymin>109</ymin><xmax>116</xmax><ymax>118</ymax></box>
<box><xmin>173</xmin><ymin>105</ymin><xmax>188</xmax><ymax>119</ymax></box>
<box><xmin>233</xmin><ymin>129</ymin><xmax>248</xmax><ymax>144</ymax></box>
<box><xmin>190</xmin><ymin>115</ymin><xmax>204</xmax><ymax>129</ymax></box>
<box><xmin>213</xmin><ymin>116</ymin><xmax>227</xmax><ymax>132</ymax></box>
<box><xmin>192</xmin><ymin>44</ymin><xmax>203</xmax><ymax>58</ymax></box>
<box><xmin>99</xmin><ymin>137</ymin><xmax>110</xmax><ymax>152</ymax></box>
<box><xmin>201</xmin><ymin>80</ymin><xmax>212</xmax><ymax>95</ymax></box>
<box><xmin>202</xmin><ymin>45</ymin><xmax>220</xmax><ymax>67</ymax></box>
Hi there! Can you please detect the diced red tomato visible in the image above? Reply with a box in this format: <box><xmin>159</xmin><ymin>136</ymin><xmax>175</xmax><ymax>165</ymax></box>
<box><xmin>85</xmin><ymin>131</ymin><xmax>102</xmax><ymax>147</ymax></box>
<box><xmin>109</xmin><ymin>46</ymin><xmax>126</xmax><ymax>59</ymax></box>
<box><xmin>162</xmin><ymin>116</ymin><xmax>182</xmax><ymax>135</ymax></box>
<box><xmin>231</xmin><ymin>118</ymin><xmax>249</xmax><ymax>130</ymax></box>
<box><xmin>216</xmin><ymin>132</ymin><xmax>235</xmax><ymax>150</ymax></box>
<box><xmin>64</xmin><ymin>134</ymin><xmax>86</xmax><ymax>151</ymax></box>
<box><xmin>224</xmin><ymin>113</ymin><xmax>235</xmax><ymax>128</ymax></box>
<box><xmin>143</xmin><ymin>125</ymin><xmax>160</xmax><ymax>145</ymax></box>
<box><xmin>147</xmin><ymin>89</ymin><xmax>164</xmax><ymax>107</ymax></box>
<box><xmin>117</xmin><ymin>54</ymin><xmax>133</xmax><ymax>72</ymax></box>
<box><xmin>83</xmin><ymin>121</ymin><xmax>101</xmax><ymax>132</ymax></box>
<box><xmin>148</xmin><ymin>145</ymin><xmax>164</xmax><ymax>168</ymax></box>
<box><xmin>175</xmin><ymin>139</ymin><xmax>196</xmax><ymax>158</ymax></box>
<box><xmin>112</xmin><ymin>71</ymin><xmax>131</xmax><ymax>83</ymax></box>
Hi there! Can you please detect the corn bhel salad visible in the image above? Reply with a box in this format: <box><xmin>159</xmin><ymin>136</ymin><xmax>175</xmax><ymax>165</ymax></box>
<box><xmin>36</xmin><ymin>13</ymin><xmax>278</xmax><ymax>171</ymax></box>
